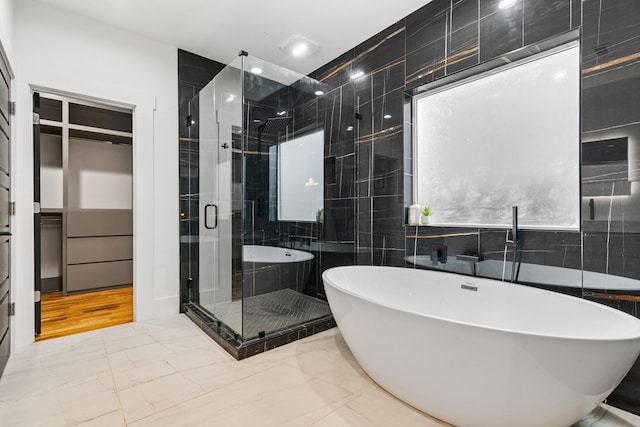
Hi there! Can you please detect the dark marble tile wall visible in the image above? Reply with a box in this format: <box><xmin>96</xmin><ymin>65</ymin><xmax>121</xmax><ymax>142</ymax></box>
<box><xmin>178</xmin><ymin>49</ymin><xmax>225</xmax><ymax>309</ymax></box>
<box><xmin>312</xmin><ymin>0</ymin><xmax>580</xmax><ymax>270</ymax></box>
<box><xmin>310</xmin><ymin>0</ymin><xmax>640</xmax><ymax>414</ymax></box>
<box><xmin>580</xmin><ymin>0</ymin><xmax>640</xmax><ymax>412</ymax></box>
<box><xmin>241</xmin><ymin>78</ymin><xmax>357</xmax><ymax>301</ymax></box>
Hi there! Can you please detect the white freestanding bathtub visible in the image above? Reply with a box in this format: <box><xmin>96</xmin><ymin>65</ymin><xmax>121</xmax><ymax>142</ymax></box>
<box><xmin>322</xmin><ymin>266</ymin><xmax>640</xmax><ymax>427</ymax></box>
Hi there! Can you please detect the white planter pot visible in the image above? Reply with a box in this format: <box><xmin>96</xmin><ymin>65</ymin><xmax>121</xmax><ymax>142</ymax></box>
<box><xmin>421</xmin><ymin>216</ymin><xmax>430</xmax><ymax>225</ymax></box>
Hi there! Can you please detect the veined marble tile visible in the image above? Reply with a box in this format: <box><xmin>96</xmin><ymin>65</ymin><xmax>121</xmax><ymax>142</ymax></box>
<box><xmin>1</xmin><ymin>314</ymin><xmax>639</xmax><ymax>427</ymax></box>
<box><xmin>0</xmin><ymin>390</ymin><xmax>67</xmax><ymax>427</ymax></box>
<box><xmin>180</xmin><ymin>358</ymin><xmax>275</xmax><ymax>391</ymax></box>
<box><xmin>76</xmin><ymin>410</ymin><xmax>126</xmax><ymax>427</ymax></box>
<box><xmin>282</xmin><ymin>347</ymin><xmax>362</xmax><ymax>379</ymax></box>
<box><xmin>112</xmin><ymin>360</ymin><xmax>176</xmax><ymax>391</ymax></box>
<box><xmin>130</xmin><ymin>373</ymin><xmax>353</xmax><ymax>427</ymax></box>
<box><xmin>347</xmin><ymin>385</ymin><xmax>447</xmax><ymax>426</ymax></box>
<box><xmin>117</xmin><ymin>372</ymin><xmax>205</xmax><ymax>423</ymax></box>
<box><xmin>102</xmin><ymin>331</ymin><xmax>157</xmax><ymax>354</ymax></box>
<box><xmin>0</xmin><ymin>351</ymin><xmax>112</xmax><ymax>402</ymax></box>
<box><xmin>159</xmin><ymin>332</ymin><xmax>227</xmax><ymax>354</ymax></box>
<box><xmin>117</xmin><ymin>341</ymin><xmax>178</xmax><ymax>367</ymax></box>
<box><xmin>163</xmin><ymin>347</ymin><xmax>231</xmax><ymax>372</ymax></box>
<box><xmin>55</xmin><ymin>377</ymin><xmax>121</xmax><ymax>425</ymax></box>
<box><xmin>311</xmin><ymin>403</ymin><xmax>378</xmax><ymax>427</ymax></box>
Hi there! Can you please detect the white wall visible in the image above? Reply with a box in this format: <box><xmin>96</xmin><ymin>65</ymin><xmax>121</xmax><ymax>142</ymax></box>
<box><xmin>11</xmin><ymin>0</ymin><xmax>179</xmax><ymax>349</ymax></box>
<box><xmin>0</xmin><ymin>0</ymin><xmax>14</xmax><ymax>66</ymax></box>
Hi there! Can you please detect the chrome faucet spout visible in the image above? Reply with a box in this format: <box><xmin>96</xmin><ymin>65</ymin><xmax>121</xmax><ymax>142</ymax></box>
<box><xmin>504</xmin><ymin>206</ymin><xmax>520</xmax><ymax>283</ymax></box>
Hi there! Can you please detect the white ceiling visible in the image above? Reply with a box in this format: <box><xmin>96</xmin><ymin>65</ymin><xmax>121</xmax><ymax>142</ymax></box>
<box><xmin>33</xmin><ymin>0</ymin><xmax>431</xmax><ymax>75</ymax></box>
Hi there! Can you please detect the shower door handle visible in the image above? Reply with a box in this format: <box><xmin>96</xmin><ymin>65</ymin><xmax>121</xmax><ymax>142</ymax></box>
<box><xmin>204</xmin><ymin>204</ymin><xmax>218</xmax><ymax>229</ymax></box>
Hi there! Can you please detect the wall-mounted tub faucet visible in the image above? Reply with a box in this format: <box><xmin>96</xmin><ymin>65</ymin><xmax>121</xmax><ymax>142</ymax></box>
<box><xmin>506</xmin><ymin>206</ymin><xmax>519</xmax><ymax>248</ymax></box>
<box><xmin>456</xmin><ymin>253</ymin><xmax>484</xmax><ymax>277</ymax></box>
<box><xmin>503</xmin><ymin>206</ymin><xmax>520</xmax><ymax>283</ymax></box>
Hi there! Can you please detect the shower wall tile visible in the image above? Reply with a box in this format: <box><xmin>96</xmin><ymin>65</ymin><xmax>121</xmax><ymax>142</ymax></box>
<box><xmin>357</xmin><ymin>197</ymin><xmax>373</xmax><ymax>245</ymax></box>
<box><xmin>582</xmin><ymin>74</ymin><xmax>640</xmax><ymax>132</ymax></box>
<box><xmin>293</xmin><ymin>98</ymin><xmax>319</xmax><ymax>135</ymax></box>
<box><xmin>446</xmin><ymin>0</ymin><xmax>479</xmax><ymax>75</ymax></box>
<box><xmin>310</xmin><ymin>49</ymin><xmax>355</xmax><ymax>90</ymax></box>
<box><xmin>372</xmin><ymin>195</ymin><xmax>405</xmax><ymax>256</ymax></box>
<box><xmin>352</xmin><ymin>21</ymin><xmax>406</xmax><ymax>77</ymax></box>
<box><xmin>405</xmin><ymin>0</ymin><xmax>449</xmax><ymax>54</ymax></box>
<box><xmin>372</xmin><ymin>88</ymin><xmax>403</xmax><ymax>134</ymax></box>
<box><xmin>451</xmin><ymin>0</ymin><xmax>478</xmax><ymax>32</ymax></box>
<box><xmin>371</xmin><ymin>133</ymin><xmax>404</xmax><ymax>197</ymax></box>
<box><xmin>570</xmin><ymin>0</ymin><xmax>581</xmax><ymax>29</ymax></box>
<box><xmin>405</xmin><ymin>37</ymin><xmax>447</xmax><ymax>90</ymax></box>
<box><xmin>581</xmin><ymin>0</ymin><xmax>640</xmax><ymax>69</ymax></box>
<box><xmin>447</xmin><ymin>22</ymin><xmax>479</xmax><ymax>75</ymax></box>
<box><xmin>523</xmin><ymin>0</ymin><xmax>571</xmax><ymax>46</ymax></box>
<box><xmin>375</xmin><ymin>60</ymin><xmax>406</xmax><ymax>101</ymax></box>
<box><xmin>372</xmin><ymin>247</ymin><xmax>406</xmax><ymax>267</ymax></box>
<box><xmin>479</xmin><ymin>0</ymin><xmax>524</xmax><ymax>62</ymax></box>
<box><xmin>178</xmin><ymin>50</ymin><xmax>225</xmax><ymax>88</ymax></box>
<box><xmin>323</xmin><ymin>198</ymin><xmax>356</xmax><ymax>243</ymax></box>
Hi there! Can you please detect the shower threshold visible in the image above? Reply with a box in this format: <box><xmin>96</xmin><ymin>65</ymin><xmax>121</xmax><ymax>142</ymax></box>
<box><xmin>184</xmin><ymin>289</ymin><xmax>336</xmax><ymax>360</ymax></box>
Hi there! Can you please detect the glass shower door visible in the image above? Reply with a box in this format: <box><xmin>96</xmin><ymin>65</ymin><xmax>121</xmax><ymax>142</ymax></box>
<box><xmin>193</xmin><ymin>57</ymin><xmax>243</xmax><ymax>336</ymax></box>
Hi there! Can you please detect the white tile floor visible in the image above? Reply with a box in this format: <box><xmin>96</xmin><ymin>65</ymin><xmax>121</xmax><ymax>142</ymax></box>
<box><xmin>0</xmin><ymin>315</ymin><xmax>639</xmax><ymax>427</ymax></box>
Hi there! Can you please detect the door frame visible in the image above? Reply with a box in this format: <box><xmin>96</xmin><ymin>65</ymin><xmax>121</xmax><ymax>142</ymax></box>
<box><xmin>31</xmin><ymin>88</ymin><xmax>135</xmax><ymax>337</ymax></box>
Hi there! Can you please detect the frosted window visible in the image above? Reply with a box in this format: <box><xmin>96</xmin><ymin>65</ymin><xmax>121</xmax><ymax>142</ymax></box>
<box><xmin>278</xmin><ymin>130</ymin><xmax>324</xmax><ymax>222</ymax></box>
<box><xmin>414</xmin><ymin>44</ymin><xmax>580</xmax><ymax>229</ymax></box>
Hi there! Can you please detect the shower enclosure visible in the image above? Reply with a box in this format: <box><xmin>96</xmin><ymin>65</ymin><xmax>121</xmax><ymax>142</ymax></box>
<box><xmin>183</xmin><ymin>52</ymin><xmax>354</xmax><ymax>358</ymax></box>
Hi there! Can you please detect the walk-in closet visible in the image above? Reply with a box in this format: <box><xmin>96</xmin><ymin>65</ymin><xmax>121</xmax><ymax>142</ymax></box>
<box><xmin>36</xmin><ymin>92</ymin><xmax>133</xmax><ymax>339</ymax></box>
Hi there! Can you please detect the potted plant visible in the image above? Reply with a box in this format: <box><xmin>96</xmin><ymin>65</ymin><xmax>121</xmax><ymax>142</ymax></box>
<box><xmin>316</xmin><ymin>208</ymin><xmax>324</xmax><ymax>223</ymax></box>
<box><xmin>421</xmin><ymin>207</ymin><xmax>431</xmax><ymax>225</ymax></box>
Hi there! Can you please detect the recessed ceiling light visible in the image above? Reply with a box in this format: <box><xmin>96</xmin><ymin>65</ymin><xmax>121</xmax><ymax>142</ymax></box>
<box><xmin>251</xmin><ymin>67</ymin><xmax>263</xmax><ymax>74</ymax></box>
<box><xmin>226</xmin><ymin>95</ymin><xmax>236</xmax><ymax>103</ymax></box>
<box><xmin>346</xmin><ymin>126</ymin><xmax>354</xmax><ymax>131</ymax></box>
<box><xmin>498</xmin><ymin>0</ymin><xmax>517</xmax><ymax>9</ymax></box>
<box><xmin>291</xmin><ymin>43</ymin><xmax>308</xmax><ymax>57</ymax></box>
<box><xmin>383</xmin><ymin>114</ymin><xmax>392</xmax><ymax>119</ymax></box>
<box><xmin>314</xmin><ymin>90</ymin><xmax>324</xmax><ymax>96</ymax></box>
<box><xmin>279</xmin><ymin>35</ymin><xmax>320</xmax><ymax>59</ymax></box>
<box><xmin>351</xmin><ymin>70</ymin><xmax>365</xmax><ymax>80</ymax></box>
<box><xmin>253</xmin><ymin>119</ymin><xmax>262</xmax><ymax>123</ymax></box>
<box><xmin>277</xmin><ymin>110</ymin><xmax>287</xmax><ymax>116</ymax></box>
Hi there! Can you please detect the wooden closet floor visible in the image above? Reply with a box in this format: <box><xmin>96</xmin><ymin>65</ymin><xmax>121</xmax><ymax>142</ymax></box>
<box><xmin>36</xmin><ymin>286</ymin><xmax>133</xmax><ymax>341</ymax></box>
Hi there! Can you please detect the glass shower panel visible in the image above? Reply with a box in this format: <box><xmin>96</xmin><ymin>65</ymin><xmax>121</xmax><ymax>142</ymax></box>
<box><xmin>193</xmin><ymin>56</ymin><xmax>243</xmax><ymax>336</ymax></box>
<box><xmin>185</xmin><ymin>52</ymin><xmax>352</xmax><ymax>349</ymax></box>
<box><xmin>241</xmin><ymin>54</ymin><xmax>333</xmax><ymax>340</ymax></box>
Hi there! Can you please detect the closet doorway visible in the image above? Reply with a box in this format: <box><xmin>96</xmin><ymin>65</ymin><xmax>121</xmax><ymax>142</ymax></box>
<box><xmin>34</xmin><ymin>92</ymin><xmax>134</xmax><ymax>340</ymax></box>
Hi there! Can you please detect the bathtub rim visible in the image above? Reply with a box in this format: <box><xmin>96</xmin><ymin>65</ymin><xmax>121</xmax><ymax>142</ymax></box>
<box><xmin>323</xmin><ymin>265</ymin><xmax>640</xmax><ymax>342</ymax></box>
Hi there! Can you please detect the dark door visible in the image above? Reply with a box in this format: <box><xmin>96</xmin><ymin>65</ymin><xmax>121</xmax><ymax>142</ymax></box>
<box><xmin>0</xmin><ymin>49</ymin><xmax>12</xmax><ymax>377</ymax></box>
<box><xmin>33</xmin><ymin>93</ymin><xmax>41</xmax><ymax>337</ymax></box>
